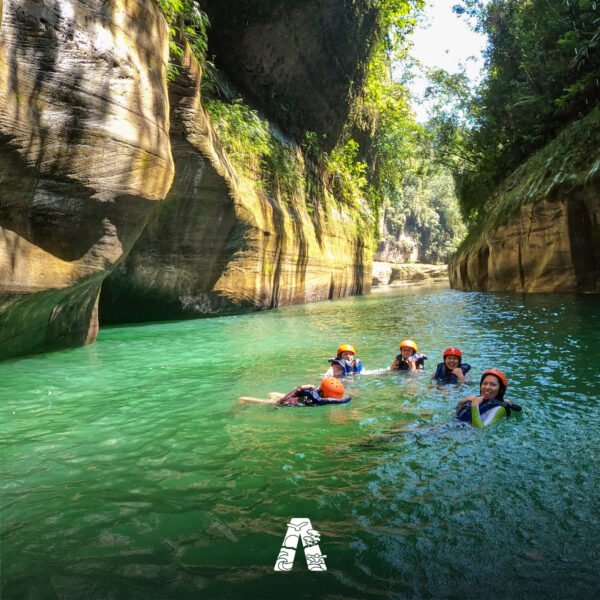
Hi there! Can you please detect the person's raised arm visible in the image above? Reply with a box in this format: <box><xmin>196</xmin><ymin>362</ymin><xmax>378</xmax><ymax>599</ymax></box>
<box><xmin>451</xmin><ymin>367</ymin><xmax>466</xmax><ymax>383</ymax></box>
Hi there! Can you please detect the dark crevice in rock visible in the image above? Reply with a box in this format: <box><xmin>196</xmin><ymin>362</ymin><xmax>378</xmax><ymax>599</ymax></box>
<box><xmin>568</xmin><ymin>192</ymin><xmax>597</xmax><ymax>292</ymax></box>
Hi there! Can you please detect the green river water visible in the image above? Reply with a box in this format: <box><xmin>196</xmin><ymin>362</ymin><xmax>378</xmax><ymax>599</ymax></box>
<box><xmin>1</xmin><ymin>284</ymin><xmax>599</xmax><ymax>599</ymax></box>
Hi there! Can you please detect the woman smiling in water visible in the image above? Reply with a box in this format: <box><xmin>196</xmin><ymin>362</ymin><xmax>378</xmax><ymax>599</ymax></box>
<box><xmin>456</xmin><ymin>369</ymin><xmax>521</xmax><ymax>427</ymax></box>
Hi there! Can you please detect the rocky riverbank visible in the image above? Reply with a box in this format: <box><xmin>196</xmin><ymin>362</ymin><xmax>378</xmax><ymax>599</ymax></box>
<box><xmin>372</xmin><ymin>262</ymin><xmax>448</xmax><ymax>287</ymax></box>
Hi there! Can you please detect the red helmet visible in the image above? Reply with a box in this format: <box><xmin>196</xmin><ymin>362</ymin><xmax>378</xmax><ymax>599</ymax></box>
<box><xmin>337</xmin><ymin>344</ymin><xmax>356</xmax><ymax>355</ymax></box>
<box><xmin>443</xmin><ymin>347</ymin><xmax>462</xmax><ymax>359</ymax></box>
<box><xmin>481</xmin><ymin>369</ymin><xmax>508</xmax><ymax>388</ymax></box>
<box><xmin>319</xmin><ymin>377</ymin><xmax>345</xmax><ymax>399</ymax></box>
<box><xmin>400</xmin><ymin>339</ymin><xmax>418</xmax><ymax>352</ymax></box>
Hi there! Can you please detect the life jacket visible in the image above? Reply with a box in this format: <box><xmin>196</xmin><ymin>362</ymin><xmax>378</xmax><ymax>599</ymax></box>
<box><xmin>279</xmin><ymin>387</ymin><xmax>352</xmax><ymax>407</ymax></box>
<box><xmin>433</xmin><ymin>362</ymin><xmax>471</xmax><ymax>383</ymax></box>
<box><xmin>394</xmin><ymin>352</ymin><xmax>426</xmax><ymax>370</ymax></box>
<box><xmin>328</xmin><ymin>358</ymin><xmax>363</xmax><ymax>375</ymax></box>
<box><xmin>456</xmin><ymin>398</ymin><xmax>504</xmax><ymax>423</ymax></box>
<box><xmin>314</xmin><ymin>395</ymin><xmax>352</xmax><ymax>406</ymax></box>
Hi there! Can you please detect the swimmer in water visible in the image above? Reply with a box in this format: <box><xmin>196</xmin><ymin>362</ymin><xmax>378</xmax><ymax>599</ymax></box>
<box><xmin>431</xmin><ymin>347</ymin><xmax>471</xmax><ymax>383</ymax></box>
<box><xmin>239</xmin><ymin>377</ymin><xmax>351</xmax><ymax>406</ymax></box>
<box><xmin>389</xmin><ymin>339</ymin><xmax>427</xmax><ymax>371</ymax></box>
<box><xmin>325</xmin><ymin>344</ymin><xmax>363</xmax><ymax>377</ymax></box>
<box><xmin>455</xmin><ymin>369</ymin><xmax>521</xmax><ymax>427</ymax></box>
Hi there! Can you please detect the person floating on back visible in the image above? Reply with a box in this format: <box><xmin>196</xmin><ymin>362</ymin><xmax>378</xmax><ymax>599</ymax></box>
<box><xmin>238</xmin><ymin>377</ymin><xmax>351</xmax><ymax>407</ymax></box>
<box><xmin>455</xmin><ymin>369</ymin><xmax>522</xmax><ymax>427</ymax></box>
<box><xmin>431</xmin><ymin>347</ymin><xmax>471</xmax><ymax>383</ymax></box>
<box><xmin>326</xmin><ymin>344</ymin><xmax>363</xmax><ymax>377</ymax></box>
<box><xmin>389</xmin><ymin>339</ymin><xmax>427</xmax><ymax>371</ymax></box>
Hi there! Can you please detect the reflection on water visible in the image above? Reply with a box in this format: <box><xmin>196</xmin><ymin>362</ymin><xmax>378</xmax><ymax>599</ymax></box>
<box><xmin>1</xmin><ymin>285</ymin><xmax>599</xmax><ymax>598</ymax></box>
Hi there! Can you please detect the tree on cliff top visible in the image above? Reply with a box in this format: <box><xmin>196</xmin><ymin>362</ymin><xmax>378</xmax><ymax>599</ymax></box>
<box><xmin>426</xmin><ymin>0</ymin><xmax>600</xmax><ymax>221</ymax></box>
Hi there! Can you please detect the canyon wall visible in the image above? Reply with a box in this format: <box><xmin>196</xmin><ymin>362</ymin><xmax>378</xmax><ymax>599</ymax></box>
<box><xmin>449</xmin><ymin>109</ymin><xmax>600</xmax><ymax>293</ymax></box>
<box><xmin>100</xmin><ymin>43</ymin><xmax>371</xmax><ymax>323</ymax></box>
<box><xmin>0</xmin><ymin>0</ymin><xmax>173</xmax><ymax>360</ymax></box>
<box><xmin>0</xmin><ymin>0</ymin><xmax>375</xmax><ymax>359</ymax></box>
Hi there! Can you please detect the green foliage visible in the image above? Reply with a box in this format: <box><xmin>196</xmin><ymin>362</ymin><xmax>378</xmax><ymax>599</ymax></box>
<box><xmin>326</xmin><ymin>140</ymin><xmax>369</xmax><ymax>208</ymax></box>
<box><xmin>200</xmin><ymin>0</ymin><xmax>466</xmax><ymax>261</ymax></box>
<box><xmin>356</xmin><ymin>35</ymin><xmax>467</xmax><ymax>262</ymax></box>
<box><xmin>156</xmin><ymin>0</ymin><xmax>210</xmax><ymax>79</ymax></box>
<box><xmin>262</xmin><ymin>141</ymin><xmax>306</xmax><ymax>203</ymax></box>
<box><xmin>379</xmin><ymin>158</ymin><xmax>467</xmax><ymax>263</ymax></box>
<box><xmin>369</xmin><ymin>0</ymin><xmax>424</xmax><ymax>53</ymax></box>
<box><xmin>458</xmin><ymin>104</ymin><xmax>600</xmax><ymax>252</ymax></box>
<box><xmin>205</xmin><ymin>100</ymin><xmax>271</xmax><ymax>178</ymax></box>
<box><xmin>428</xmin><ymin>0</ymin><xmax>600</xmax><ymax>221</ymax></box>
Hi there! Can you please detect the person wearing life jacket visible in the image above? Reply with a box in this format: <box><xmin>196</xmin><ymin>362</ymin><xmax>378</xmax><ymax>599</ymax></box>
<box><xmin>277</xmin><ymin>377</ymin><xmax>352</xmax><ymax>407</ymax></box>
<box><xmin>431</xmin><ymin>347</ymin><xmax>471</xmax><ymax>383</ymax></box>
<box><xmin>238</xmin><ymin>377</ymin><xmax>352</xmax><ymax>406</ymax></box>
<box><xmin>455</xmin><ymin>369</ymin><xmax>522</xmax><ymax>427</ymax></box>
<box><xmin>389</xmin><ymin>339</ymin><xmax>427</xmax><ymax>371</ymax></box>
<box><xmin>326</xmin><ymin>344</ymin><xmax>363</xmax><ymax>377</ymax></box>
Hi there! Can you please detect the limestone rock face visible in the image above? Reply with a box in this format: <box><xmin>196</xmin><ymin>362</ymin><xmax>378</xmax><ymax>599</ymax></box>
<box><xmin>0</xmin><ymin>0</ymin><xmax>173</xmax><ymax>359</ymax></box>
<box><xmin>449</xmin><ymin>108</ymin><xmax>600</xmax><ymax>294</ymax></box>
<box><xmin>449</xmin><ymin>189</ymin><xmax>600</xmax><ymax>293</ymax></box>
<box><xmin>201</xmin><ymin>0</ymin><xmax>377</xmax><ymax>151</ymax></box>
<box><xmin>100</xmin><ymin>44</ymin><xmax>372</xmax><ymax>323</ymax></box>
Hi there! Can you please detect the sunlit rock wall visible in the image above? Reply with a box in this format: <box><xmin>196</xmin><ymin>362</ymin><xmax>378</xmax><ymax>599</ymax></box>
<box><xmin>449</xmin><ymin>113</ymin><xmax>600</xmax><ymax>293</ymax></box>
<box><xmin>0</xmin><ymin>0</ymin><xmax>173</xmax><ymax>359</ymax></box>
<box><xmin>100</xmin><ymin>44</ymin><xmax>372</xmax><ymax>323</ymax></box>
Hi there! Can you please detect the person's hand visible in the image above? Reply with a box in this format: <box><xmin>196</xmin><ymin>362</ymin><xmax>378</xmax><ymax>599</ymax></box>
<box><xmin>406</xmin><ymin>356</ymin><xmax>417</xmax><ymax>370</ymax></box>
<box><xmin>458</xmin><ymin>394</ymin><xmax>477</xmax><ymax>406</ymax></box>
<box><xmin>470</xmin><ymin>395</ymin><xmax>483</xmax><ymax>407</ymax></box>
<box><xmin>451</xmin><ymin>367</ymin><xmax>465</xmax><ymax>381</ymax></box>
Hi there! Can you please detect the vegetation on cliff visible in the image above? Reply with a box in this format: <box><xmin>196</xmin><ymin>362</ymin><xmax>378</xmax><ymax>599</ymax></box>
<box><xmin>154</xmin><ymin>0</ymin><xmax>467</xmax><ymax>263</ymax></box>
<box><xmin>156</xmin><ymin>0</ymin><xmax>210</xmax><ymax>78</ymax></box>
<box><xmin>426</xmin><ymin>0</ymin><xmax>600</xmax><ymax>222</ymax></box>
<box><xmin>456</xmin><ymin>104</ymin><xmax>600</xmax><ymax>251</ymax></box>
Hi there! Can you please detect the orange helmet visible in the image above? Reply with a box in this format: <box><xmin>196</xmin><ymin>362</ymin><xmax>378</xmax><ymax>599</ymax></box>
<box><xmin>319</xmin><ymin>377</ymin><xmax>345</xmax><ymax>399</ymax></box>
<box><xmin>337</xmin><ymin>344</ymin><xmax>356</xmax><ymax>355</ymax></box>
<box><xmin>443</xmin><ymin>347</ymin><xmax>462</xmax><ymax>359</ymax></box>
<box><xmin>400</xmin><ymin>339</ymin><xmax>418</xmax><ymax>352</ymax></box>
<box><xmin>481</xmin><ymin>369</ymin><xmax>508</xmax><ymax>388</ymax></box>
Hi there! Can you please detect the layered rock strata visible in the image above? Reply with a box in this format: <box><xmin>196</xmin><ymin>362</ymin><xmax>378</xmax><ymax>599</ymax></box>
<box><xmin>449</xmin><ymin>112</ymin><xmax>600</xmax><ymax>293</ymax></box>
<box><xmin>100</xmin><ymin>43</ymin><xmax>372</xmax><ymax>323</ymax></box>
<box><xmin>0</xmin><ymin>0</ymin><xmax>173</xmax><ymax>359</ymax></box>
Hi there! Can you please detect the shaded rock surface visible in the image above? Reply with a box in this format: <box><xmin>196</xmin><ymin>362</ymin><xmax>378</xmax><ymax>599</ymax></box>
<box><xmin>201</xmin><ymin>0</ymin><xmax>378</xmax><ymax>151</ymax></box>
<box><xmin>100</xmin><ymin>43</ymin><xmax>372</xmax><ymax>323</ymax></box>
<box><xmin>0</xmin><ymin>0</ymin><xmax>173</xmax><ymax>359</ymax></box>
<box><xmin>449</xmin><ymin>109</ymin><xmax>600</xmax><ymax>293</ymax></box>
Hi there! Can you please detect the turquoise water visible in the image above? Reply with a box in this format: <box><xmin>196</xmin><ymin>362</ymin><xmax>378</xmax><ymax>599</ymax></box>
<box><xmin>2</xmin><ymin>285</ymin><xmax>599</xmax><ymax>599</ymax></box>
